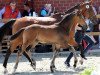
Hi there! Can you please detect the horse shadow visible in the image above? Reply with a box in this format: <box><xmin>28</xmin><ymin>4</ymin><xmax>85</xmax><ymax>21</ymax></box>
<box><xmin>9</xmin><ymin>70</ymin><xmax>82</xmax><ymax>75</ymax></box>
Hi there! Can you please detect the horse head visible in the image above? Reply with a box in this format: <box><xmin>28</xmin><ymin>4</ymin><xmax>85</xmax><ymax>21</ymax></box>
<box><xmin>64</xmin><ymin>1</ymin><xmax>98</xmax><ymax>25</ymax></box>
<box><xmin>58</xmin><ymin>9</ymin><xmax>87</xmax><ymax>34</ymax></box>
<box><xmin>80</xmin><ymin>0</ymin><xmax>98</xmax><ymax>25</ymax></box>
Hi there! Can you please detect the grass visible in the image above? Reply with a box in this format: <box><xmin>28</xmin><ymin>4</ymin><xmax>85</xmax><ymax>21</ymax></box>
<box><xmin>80</xmin><ymin>66</ymin><xmax>95</xmax><ymax>75</ymax></box>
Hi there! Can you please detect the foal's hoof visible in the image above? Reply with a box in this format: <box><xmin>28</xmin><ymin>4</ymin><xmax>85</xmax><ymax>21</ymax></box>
<box><xmin>50</xmin><ymin>65</ymin><xmax>56</xmax><ymax>73</ymax></box>
<box><xmin>31</xmin><ymin>59</ymin><xmax>36</xmax><ymax>70</ymax></box>
<box><xmin>73</xmin><ymin>64</ymin><xmax>76</xmax><ymax>68</ymax></box>
<box><xmin>73</xmin><ymin>60</ymin><xmax>77</xmax><ymax>68</ymax></box>
<box><xmin>79</xmin><ymin>60</ymin><xmax>83</xmax><ymax>65</ymax></box>
<box><xmin>11</xmin><ymin>73</ymin><xmax>16</xmax><ymax>75</ymax></box>
<box><xmin>31</xmin><ymin>63</ymin><xmax>36</xmax><ymax>70</ymax></box>
<box><xmin>4</xmin><ymin>68</ymin><xmax>8</xmax><ymax>75</ymax></box>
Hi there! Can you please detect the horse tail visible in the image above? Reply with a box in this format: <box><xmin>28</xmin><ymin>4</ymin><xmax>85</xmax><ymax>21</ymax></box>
<box><xmin>0</xmin><ymin>19</ymin><xmax>16</xmax><ymax>42</ymax></box>
<box><xmin>10</xmin><ymin>28</ymin><xmax>25</xmax><ymax>41</ymax></box>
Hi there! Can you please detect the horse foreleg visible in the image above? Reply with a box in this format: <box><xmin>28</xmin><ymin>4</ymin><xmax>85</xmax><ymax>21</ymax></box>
<box><xmin>3</xmin><ymin>47</ymin><xmax>11</xmax><ymax>75</ymax></box>
<box><xmin>23</xmin><ymin>51</ymin><xmax>36</xmax><ymax>70</ymax></box>
<box><xmin>78</xmin><ymin>44</ymin><xmax>84</xmax><ymax>65</ymax></box>
<box><xmin>69</xmin><ymin>46</ymin><xmax>78</xmax><ymax>68</ymax></box>
<box><xmin>50</xmin><ymin>50</ymin><xmax>59</xmax><ymax>73</ymax></box>
<box><xmin>12</xmin><ymin>44</ymin><xmax>30</xmax><ymax>74</ymax></box>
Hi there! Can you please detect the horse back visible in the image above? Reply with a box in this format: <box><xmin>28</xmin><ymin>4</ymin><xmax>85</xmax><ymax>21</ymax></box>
<box><xmin>22</xmin><ymin>24</ymin><xmax>70</xmax><ymax>48</ymax></box>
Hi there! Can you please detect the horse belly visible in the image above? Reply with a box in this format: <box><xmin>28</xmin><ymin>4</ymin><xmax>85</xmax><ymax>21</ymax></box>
<box><xmin>38</xmin><ymin>32</ymin><xmax>58</xmax><ymax>43</ymax></box>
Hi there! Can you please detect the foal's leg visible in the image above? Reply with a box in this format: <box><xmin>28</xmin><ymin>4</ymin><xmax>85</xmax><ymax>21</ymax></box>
<box><xmin>23</xmin><ymin>51</ymin><xmax>36</xmax><ymax>70</ymax></box>
<box><xmin>3</xmin><ymin>47</ymin><xmax>11</xmax><ymax>74</ymax></box>
<box><xmin>12</xmin><ymin>51</ymin><xmax>36</xmax><ymax>74</ymax></box>
<box><xmin>12</xmin><ymin>48</ymin><xmax>23</xmax><ymax>74</ymax></box>
<box><xmin>69</xmin><ymin>46</ymin><xmax>78</xmax><ymax>68</ymax></box>
<box><xmin>18</xmin><ymin>46</ymin><xmax>36</xmax><ymax>69</ymax></box>
<box><xmin>50</xmin><ymin>50</ymin><xmax>59</xmax><ymax>72</ymax></box>
<box><xmin>12</xmin><ymin>43</ymin><xmax>27</xmax><ymax>74</ymax></box>
<box><xmin>12</xmin><ymin>43</ymin><xmax>36</xmax><ymax>74</ymax></box>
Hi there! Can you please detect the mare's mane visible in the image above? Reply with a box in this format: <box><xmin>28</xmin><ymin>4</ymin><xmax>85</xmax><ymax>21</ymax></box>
<box><xmin>65</xmin><ymin>3</ymin><xmax>80</xmax><ymax>14</ymax></box>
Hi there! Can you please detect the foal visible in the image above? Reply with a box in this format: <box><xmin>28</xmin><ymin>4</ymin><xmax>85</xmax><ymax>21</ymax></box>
<box><xmin>10</xmin><ymin>10</ymin><xmax>87</xmax><ymax>74</ymax></box>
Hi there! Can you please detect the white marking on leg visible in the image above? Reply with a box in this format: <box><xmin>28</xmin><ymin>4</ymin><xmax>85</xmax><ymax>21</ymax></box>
<box><xmin>4</xmin><ymin>68</ymin><xmax>8</xmax><ymax>75</ymax></box>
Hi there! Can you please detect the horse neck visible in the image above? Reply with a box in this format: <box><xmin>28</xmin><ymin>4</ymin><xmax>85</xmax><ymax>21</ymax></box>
<box><xmin>51</xmin><ymin>14</ymin><xmax>62</xmax><ymax>22</ymax></box>
<box><xmin>58</xmin><ymin>13</ymin><xmax>75</xmax><ymax>34</ymax></box>
<box><xmin>69</xmin><ymin>16</ymin><xmax>78</xmax><ymax>35</ymax></box>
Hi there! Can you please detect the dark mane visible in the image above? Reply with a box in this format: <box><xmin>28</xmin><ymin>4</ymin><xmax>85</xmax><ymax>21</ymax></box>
<box><xmin>65</xmin><ymin>3</ymin><xmax>80</xmax><ymax>14</ymax></box>
<box><xmin>58</xmin><ymin>11</ymin><xmax>75</xmax><ymax>25</ymax></box>
<box><xmin>57</xmin><ymin>11</ymin><xmax>75</xmax><ymax>34</ymax></box>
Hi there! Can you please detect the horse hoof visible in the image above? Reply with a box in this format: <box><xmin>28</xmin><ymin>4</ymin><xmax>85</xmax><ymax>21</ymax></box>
<box><xmin>4</xmin><ymin>68</ymin><xmax>8</xmax><ymax>75</ymax></box>
<box><xmin>73</xmin><ymin>64</ymin><xmax>76</xmax><ymax>68</ymax></box>
<box><xmin>30</xmin><ymin>63</ymin><xmax>36</xmax><ymax>70</ymax></box>
<box><xmin>11</xmin><ymin>73</ymin><xmax>15</xmax><ymax>75</ymax></box>
<box><xmin>50</xmin><ymin>65</ymin><xmax>56</xmax><ymax>73</ymax></box>
<box><xmin>79</xmin><ymin>60</ymin><xmax>83</xmax><ymax>65</ymax></box>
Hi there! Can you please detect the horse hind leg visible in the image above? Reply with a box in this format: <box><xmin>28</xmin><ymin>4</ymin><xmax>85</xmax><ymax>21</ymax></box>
<box><xmin>12</xmin><ymin>50</ymin><xmax>22</xmax><ymax>74</ymax></box>
<box><xmin>3</xmin><ymin>47</ymin><xmax>11</xmax><ymax>75</ymax></box>
<box><xmin>23</xmin><ymin>51</ymin><xmax>36</xmax><ymax>70</ymax></box>
<box><xmin>18</xmin><ymin>45</ymin><xmax>36</xmax><ymax>70</ymax></box>
<box><xmin>12</xmin><ymin>43</ymin><xmax>27</xmax><ymax>74</ymax></box>
<box><xmin>12</xmin><ymin>41</ymin><xmax>37</xmax><ymax>74</ymax></box>
<box><xmin>28</xmin><ymin>41</ymin><xmax>39</xmax><ymax>70</ymax></box>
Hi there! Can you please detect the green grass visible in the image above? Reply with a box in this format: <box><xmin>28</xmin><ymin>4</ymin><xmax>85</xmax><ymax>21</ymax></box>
<box><xmin>80</xmin><ymin>67</ymin><xmax>95</xmax><ymax>75</ymax></box>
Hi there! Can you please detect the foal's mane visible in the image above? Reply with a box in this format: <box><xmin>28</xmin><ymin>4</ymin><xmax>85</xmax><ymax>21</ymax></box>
<box><xmin>58</xmin><ymin>11</ymin><xmax>75</xmax><ymax>26</ymax></box>
<box><xmin>57</xmin><ymin>11</ymin><xmax>76</xmax><ymax>34</ymax></box>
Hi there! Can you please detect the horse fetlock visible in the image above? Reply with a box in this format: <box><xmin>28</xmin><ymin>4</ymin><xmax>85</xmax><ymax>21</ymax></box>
<box><xmin>31</xmin><ymin>59</ymin><xmax>36</xmax><ymax>64</ymax></box>
<box><xmin>73</xmin><ymin>60</ymin><xmax>78</xmax><ymax>68</ymax></box>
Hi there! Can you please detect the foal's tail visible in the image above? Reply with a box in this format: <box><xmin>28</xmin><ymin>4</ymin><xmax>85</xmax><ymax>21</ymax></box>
<box><xmin>0</xmin><ymin>19</ymin><xmax>16</xmax><ymax>42</ymax></box>
<box><xmin>10</xmin><ymin>28</ymin><xmax>25</xmax><ymax>41</ymax></box>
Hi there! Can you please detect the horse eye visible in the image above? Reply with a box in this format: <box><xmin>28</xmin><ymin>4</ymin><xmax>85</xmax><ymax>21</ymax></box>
<box><xmin>86</xmin><ymin>5</ymin><xmax>89</xmax><ymax>9</ymax></box>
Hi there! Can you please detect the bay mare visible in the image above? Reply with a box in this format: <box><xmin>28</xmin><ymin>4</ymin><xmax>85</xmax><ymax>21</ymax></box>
<box><xmin>0</xmin><ymin>13</ymin><xmax>62</xmax><ymax>42</ymax></box>
<box><xmin>9</xmin><ymin>10</ymin><xmax>88</xmax><ymax>74</ymax></box>
<box><xmin>2</xmin><ymin>1</ymin><xmax>98</xmax><ymax>74</ymax></box>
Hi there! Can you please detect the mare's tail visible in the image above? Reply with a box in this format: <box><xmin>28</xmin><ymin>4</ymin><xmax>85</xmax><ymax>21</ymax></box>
<box><xmin>0</xmin><ymin>19</ymin><xmax>16</xmax><ymax>42</ymax></box>
<box><xmin>10</xmin><ymin>28</ymin><xmax>25</xmax><ymax>41</ymax></box>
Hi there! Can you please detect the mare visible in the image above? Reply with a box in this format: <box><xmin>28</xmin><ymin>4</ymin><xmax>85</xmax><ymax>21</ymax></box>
<box><xmin>9</xmin><ymin>10</ymin><xmax>87</xmax><ymax>74</ymax></box>
<box><xmin>0</xmin><ymin>13</ymin><xmax>62</xmax><ymax>43</ymax></box>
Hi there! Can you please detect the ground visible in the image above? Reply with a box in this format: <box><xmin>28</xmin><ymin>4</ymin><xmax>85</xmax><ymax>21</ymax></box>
<box><xmin>0</xmin><ymin>48</ymin><xmax>100</xmax><ymax>75</ymax></box>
